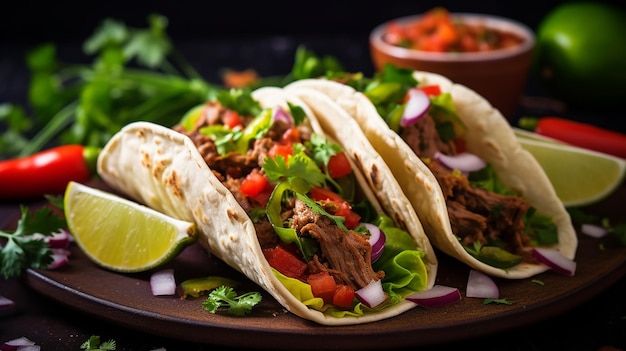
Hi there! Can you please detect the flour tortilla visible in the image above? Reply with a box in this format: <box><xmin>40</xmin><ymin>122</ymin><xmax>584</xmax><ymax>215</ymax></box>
<box><xmin>97</xmin><ymin>87</ymin><xmax>437</xmax><ymax>325</ymax></box>
<box><xmin>285</xmin><ymin>73</ymin><xmax>577</xmax><ymax>279</ymax></box>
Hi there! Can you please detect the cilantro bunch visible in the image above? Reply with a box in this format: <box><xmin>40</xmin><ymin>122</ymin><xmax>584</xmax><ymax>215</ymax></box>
<box><xmin>0</xmin><ymin>14</ymin><xmax>218</xmax><ymax>159</ymax></box>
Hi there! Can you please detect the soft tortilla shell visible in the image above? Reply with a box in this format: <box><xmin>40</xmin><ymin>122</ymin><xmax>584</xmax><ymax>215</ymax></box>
<box><xmin>285</xmin><ymin>75</ymin><xmax>577</xmax><ymax>279</ymax></box>
<box><xmin>97</xmin><ymin>87</ymin><xmax>435</xmax><ymax>325</ymax></box>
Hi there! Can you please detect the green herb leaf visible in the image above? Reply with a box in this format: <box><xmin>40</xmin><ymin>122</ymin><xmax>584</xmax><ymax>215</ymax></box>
<box><xmin>296</xmin><ymin>193</ymin><xmax>348</xmax><ymax>232</ymax></box>
<box><xmin>80</xmin><ymin>335</ymin><xmax>117</xmax><ymax>350</ymax></box>
<box><xmin>483</xmin><ymin>298</ymin><xmax>514</xmax><ymax>305</ymax></box>
<box><xmin>0</xmin><ymin>206</ymin><xmax>66</xmax><ymax>279</ymax></box>
<box><xmin>263</xmin><ymin>152</ymin><xmax>325</xmax><ymax>189</ymax></box>
<box><xmin>202</xmin><ymin>285</ymin><xmax>262</xmax><ymax>316</ymax></box>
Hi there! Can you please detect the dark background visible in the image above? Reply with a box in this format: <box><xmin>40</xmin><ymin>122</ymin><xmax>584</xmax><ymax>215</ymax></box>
<box><xmin>1</xmin><ymin>0</ymin><xmax>625</xmax><ymax>84</ymax></box>
<box><xmin>2</xmin><ymin>0</ymin><xmax>624</xmax><ymax>43</ymax></box>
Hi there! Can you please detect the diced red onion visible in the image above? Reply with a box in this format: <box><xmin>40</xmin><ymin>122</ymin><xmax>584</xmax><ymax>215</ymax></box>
<box><xmin>400</xmin><ymin>89</ymin><xmax>430</xmax><ymax>127</ymax></box>
<box><xmin>0</xmin><ymin>295</ymin><xmax>15</xmax><ymax>309</ymax></box>
<box><xmin>361</xmin><ymin>222</ymin><xmax>386</xmax><ymax>262</ymax></box>
<box><xmin>150</xmin><ymin>269</ymin><xmax>177</xmax><ymax>296</ymax></box>
<box><xmin>29</xmin><ymin>230</ymin><xmax>71</xmax><ymax>249</ymax></box>
<box><xmin>272</xmin><ymin>107</ymin><xmax>292</xmax><ymax>125</ymax></box>
<box><xmin>47</xmin><ymin>253</ymin><xmax>69</xmax><ymax>270</ymax></box>
<box><xmin>46</xmin><ymin>230</ymin><xmax>72</xmax><ymax>249</ymax></box>
<box><xmin>530</xmin><ymin>248</ymin><xmax>576</xmax><ymax>276</ymax></box>
<box><xmin>355</xmin><ymin>279</ymin><xmax>386</xmax><ymax>308</ymax></box>
<box><xmin>15</xmin><ymin>346</ymin><xmax>40</xmax><ymax>351</ymax></box>
<box><xmin>581</xmin><ymin>223</ymin><xmax>608</xmax><ymax>238</ymax></box>
<box><xmin>434</xmin><ymin>152</ymin><xmax>487</xmax><ymax>173</ymax></box>
<box><xmin>1</xmin><ymin>337</ymin><xmax>35</xmax><ymax>351</ymax></box>
<box><xmin>405</xmin><ymin>285</ymin><xmax>461</xmax><ymax>308</ymax></box>
<box><xmin>466</xmin><ymin>270</ymin><xmax>499</xmax><ymax>299</ymax></box>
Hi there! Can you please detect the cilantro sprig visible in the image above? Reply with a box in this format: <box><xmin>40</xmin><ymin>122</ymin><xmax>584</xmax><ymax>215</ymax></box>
<box><xmin>80</xmin><ymin>335</ymin><xmax>116</xmax><ymax>351</ymax></box>
<box><xmin>0</xmin><ymin>205</ymin><xmax>66</xmax><ymax>279</ymax></box>
<box><xmin>1</xmin><ymin>13</ymin><xmax>218</xmax><ymax>159</ymax></box>
<box><xmin>202</xmin><ymin>286</ymin><xmax>262</xmax><ymax>316</ymax></box>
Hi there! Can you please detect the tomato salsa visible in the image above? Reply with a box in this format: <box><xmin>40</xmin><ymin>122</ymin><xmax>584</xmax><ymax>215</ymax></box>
<box><xmin>384</xmin><ymin>7</ymin><xmax>525</xmax><ymax>53</ymax></box>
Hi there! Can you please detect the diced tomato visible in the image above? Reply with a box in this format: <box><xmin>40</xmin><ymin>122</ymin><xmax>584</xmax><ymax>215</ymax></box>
<box><xmin>334</xmin><ymin>203</ymin><xmax>361</xmax><ymax>229</ymax></box>
<box><xmin>269</xmin><ymin>143</ymin><xmax>294</xmax><ymax>162</ymax></box>
<box><xmin>309</xmin><ymin>186</ymin><xmax>344</xmax><ymax>203</ymax></box>
<box><xmin>222</xmin><ymin>110</ymin><xmax>242</xmax><ymax>129</ymax></box>
<box><xmin>327</xmin><ymin>152</ymin><xmax>352</xmax><ymax>179</ymax></box>
<box><xmin>309</xmin><ymin>187</ymin><xmax>361</xmax><ymax>229</ymax></box>
<box><xmin>332</xmin><ymin>284</ymin><xmax>356</xmax><ymax>308</ymax></box>
<box><xmin>240</xmin><ymin>170</ymin><xmax>273</xmax><ymax>206</ymax></box>
<box><xmin>263</xmin><ymin>245</ymin><xmax>308</xmax><ymax>279</ymax></box>
<box><xmin>281</xmin><ymin>127</ymin><xmax>300</xmax><ymax>144</ymax></box>
<box><xmin>418</xmin><ymin>85</ymin><xmax>442</xmax><ymax>96</ymax></box>
<box><xmin>307</xmin><ymin>271</ymin><xmax>337</xmax><ymax>304</ymax></box>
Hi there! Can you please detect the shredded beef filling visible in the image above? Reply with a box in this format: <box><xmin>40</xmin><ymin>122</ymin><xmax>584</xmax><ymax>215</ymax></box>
<box><xmin>291</xmin><ymin>199</ymin><xmax>384</xmax><ymax>289</ymax></box>
<box><xmin>402</xmin><ymin>116</ymin><xmax>534</xmax><ymax>261</ymax></box>
<box><xmin>173</xmin><ymin>102</ymin><xmax>383</xmax><ymax>288</ymax></box>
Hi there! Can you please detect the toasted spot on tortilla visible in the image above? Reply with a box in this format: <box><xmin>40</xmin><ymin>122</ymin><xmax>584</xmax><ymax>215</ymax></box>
<box><xmin>193</xmin><ymin>206</ymin><xmax>209</xmax><ymax>225</ymax></box>
<box><xmin>140</xmin><ymin>150</ymin><xmax>151</xmax><ymax>169</ymax></box>
<box><xmin>135</xmin><ymin>128</ymin><xmax>146</xmax><ymax>141</ymax></box>
<box><xmin>227</xmin><ymin>207</ymin><xmax>240</xmax><ymax>221</ymax></box>
<box><xmin>369</xmin><ymin>163</ymin><xmax>379</xmax><ymax>187</ymax></box>
<box><xmin>392</xmin><ymin>211</ymin><xmax>408</xmax><ymax>231</ymax></box>
<box><xmin>166</xmin><ymin>170</ymin><xmax>184</xmax><ymax>199</ymax></box>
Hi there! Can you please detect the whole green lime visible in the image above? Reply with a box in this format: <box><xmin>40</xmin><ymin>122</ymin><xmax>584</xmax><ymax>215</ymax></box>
<box><xmin>534</xmin><ymin>2</ymin><xmax>626</xmax><ymax>108</ymax></box>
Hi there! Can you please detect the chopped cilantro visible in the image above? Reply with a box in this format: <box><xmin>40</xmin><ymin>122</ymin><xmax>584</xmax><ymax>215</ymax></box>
<box><xmin>263</xmin><ymin>152</ymin><xmax>325</xmax><ymax>189</ymax></box>
<box><xmin>80</xmin><ymin>335</ymin><xmax>116</xmax><ymax>350</ymax></box>
<box><xmin>202</xmin><ymin>286</ymin><xmax>262</xmax><ymax>316</ymax></box>
<box><xmin>1</xmin><ymin>205</ymin><xmax>66</xmax><ymax>279</ymax></box>
<box><xmin>296</xmin><ymin>193</ymin><xmax>348</xmax><ymax>232</ymax></box>
<box><xmin>483</xmin><ymin>298</ymin><xmax>514</xmax><ymax>305</ymax></box>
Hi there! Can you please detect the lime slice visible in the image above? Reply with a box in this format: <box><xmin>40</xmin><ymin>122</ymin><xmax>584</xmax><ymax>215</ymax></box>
<box><xmin>64</xmin><ymin>181</ymin><xmax>197</xmax><ymax>272</ymax></box>
<box><xmin>514</xmin><ymin>130</ymin><xmax>626</xmax><ymax>207</ymax></box>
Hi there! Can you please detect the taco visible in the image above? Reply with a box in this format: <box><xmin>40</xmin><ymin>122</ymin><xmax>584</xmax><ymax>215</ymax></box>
<box><xmin>284</xmin><ymin>67</ymin><xmax>577</xmax><ymax>279</ymax></box>
<box><xmin>97</xmin><ymin>87</ymin><xmax>437</xmax><ymax>325</ymax></box>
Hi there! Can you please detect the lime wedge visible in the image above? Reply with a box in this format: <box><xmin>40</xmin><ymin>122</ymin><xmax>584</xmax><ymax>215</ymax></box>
<box><xmin>64</xmin><ymin>181</ymin><xmax>197</xmax><ymax>272</ymax></box>
<box><xmin>514</xmin><ymin>130</ymin><xmax>626</xmax><ymax>207</ymax></box>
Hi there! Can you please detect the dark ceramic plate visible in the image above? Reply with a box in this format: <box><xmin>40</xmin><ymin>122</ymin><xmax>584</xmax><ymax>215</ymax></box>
<box><xmin>15</xmin><ymin>185</ymin><xmax>626</xmax><ymax>350</ymax></box>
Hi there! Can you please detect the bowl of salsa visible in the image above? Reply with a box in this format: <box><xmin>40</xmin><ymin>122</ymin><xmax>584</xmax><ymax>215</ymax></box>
<box><xmin>369</xmin><ymin>7</ymin><xmax>535</xmax><ymax>118</ymax></box>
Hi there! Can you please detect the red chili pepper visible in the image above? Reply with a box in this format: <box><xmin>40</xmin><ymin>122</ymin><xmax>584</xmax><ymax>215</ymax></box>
<box><xmin>518</xmin><ymin>117</ymin><xmax>626</xmax><ymax>159</ymax></box>
<box><xmin>0</xmin><ymin>145</ymin><xmax>100</xmax><ymax>200</ymax></box>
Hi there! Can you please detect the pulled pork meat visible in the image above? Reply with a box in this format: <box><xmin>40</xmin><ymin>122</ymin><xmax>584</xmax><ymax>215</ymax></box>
<box><xmin>291</xmin><ymin>199</ymin><xmax>384</xmax><ymax>290</ymax></box>
<box><xmin>401</xmin><ymin>116</ymin><xmax>534</xmax><ymax>261</ymax></box>
<box><xmin>173</xmin><ymin>101</ymin><xmax>384</xmax><ymax>289</ymax></box>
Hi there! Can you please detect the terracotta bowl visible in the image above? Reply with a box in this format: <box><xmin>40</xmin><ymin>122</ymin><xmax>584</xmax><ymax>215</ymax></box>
<box><xmin>369</xmin><ymin>13</ymin><xmax>535</xmax><ymax>119</ymax></box>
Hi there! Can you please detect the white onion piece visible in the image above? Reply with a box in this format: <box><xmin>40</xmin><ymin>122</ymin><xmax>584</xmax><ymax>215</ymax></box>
<box><xmin>581</xmin><ymin>223</ymin><xmax>608</xmax><ymax>238</ymax></box>
<box><xmin>1</xmin><ymin>337</ymin><xmax>35</xmax><ymax>350</ymax></box>
<box><xmin>466</xmin><ymin>270</ymin><xmax>499</xmax><ymax>299</ymax></box>
<box><xmin>362</xmin><ymin>222</ymin><xmax>386</xmax><ymax>262</ymax></box>
<box><xmin>400</xmin><ymin>89</ymin><xmax>430</xmax><ymax>127</ymax></box>
<box><xmin>355</xmin><ymin>279</ymin><xmax>386</xmax><ymax>308</ymax></box>
<box><xmin>272</xmin><ymin>107</ymin><xmax>292</xmax><ymax>125</ymax></box>
<box><xmin>150</xmin><ymin>269</ymin><xmax>177</xmax><ymax>296</ymax></box>
<box><xmin>530</xmin><ymin>248</ymin><xmax>576</xmax><ymax>276</ymax></box>
<box><xmin>405</xmin><ymin>285</ymin><xmax>461</xmax><ymax>307</ymax></box>
<box><xmin>434</xmin><ymin>152</ymin><xmax>487</xmax><ymax>173</ymax></box>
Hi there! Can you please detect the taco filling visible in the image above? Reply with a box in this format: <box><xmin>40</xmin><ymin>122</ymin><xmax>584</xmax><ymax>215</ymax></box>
<box><xmin>325</xmin><ymin>66</ymin><xmax>559</xmax><ymax>269</ymax></box>
<box><xmin>171</xmin><ymin>90</ymin><xmax>429</xmax><ymax>315</ymax></box>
